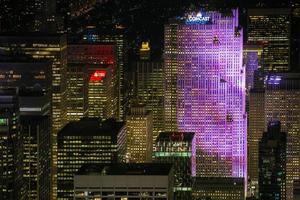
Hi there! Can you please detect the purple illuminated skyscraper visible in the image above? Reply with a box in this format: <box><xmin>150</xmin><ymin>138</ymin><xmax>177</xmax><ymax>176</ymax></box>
<box><xmin>164</xmin><ymin>9</ymin><xmax>247</xmax><ymax>179</ymax></box>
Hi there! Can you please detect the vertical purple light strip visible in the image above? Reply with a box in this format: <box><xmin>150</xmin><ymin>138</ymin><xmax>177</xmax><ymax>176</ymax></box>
<box><xmin>246</xmin><ymin>52</ymin><xmax>259</xmax><ymax>89</ymax></box>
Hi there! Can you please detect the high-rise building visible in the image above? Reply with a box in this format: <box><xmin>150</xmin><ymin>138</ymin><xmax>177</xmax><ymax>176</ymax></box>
<box><xmin>0</xmin><ymin>56</ymin><xmax>52</xmax><ymax>199</ymax></box>
<box><xmin>74</xmin><ymin>163</ymin><xmax>174</xmax><ymax>200</ymax></box>
<box><xmin>192</xmin><ymin>177</ymin><xmax>245</xmax><ymax>200</ymax></box>
<box><xmin>154</xmin><ymin>132</ymin><xmax>195</xmax><ymax>200</ymax></box>
<box><xmin>82</xmin><ymin>28</ymin><xmax>127</xmax><ymax>121</ymax></box>
<box><xmin>0</xmin><ymin>34</ymin><xmax>67</xmax><ymax>133</ymax></box>
<box><xmin>0</xmin><ymin>88</ymin><xmax>22</xmax><ymax>199</ymax></box>
<box><xmin>164</xmin><ymin>9</ymin><xmax>246</xmax><ymax>179</ymax></box>
<box><xmin>67</xmin><ymin>44</ymin><xmax>117</xmax><ymax>121</ymax></box>
<box><xmin>164</xmin><ymin>19</ymin><xmax>179</xmax><ymax>132</ymax></box>
<box><xmin>259</xmin><ymin>121</ymin><xmax>287</xmax><ymax>200</ymax></box>
<box><xmin>247</xmin><ymin>9</ymin><xmax>291</xmax><ymax>72</ymax></box>
<box><xmin>248</xmin><ymin>89</ymin><xmax>265</xmax><ymax>197</ymax></box>
<box><xmin>0</xmin><ymin>34</ymin><xmax>68</xmax><ymax>198</ymax></box>
<box><xmin>264</xmin><ymin>73</ymin><xmax>300</xmax><ymax>200</ymax></box>
<box><xmin>88</xmin><ymin>65</ymin><xmax>117</xmax><ymax>119</ymax></box>
<box><xmin>66</xmin><ymin>63</ymin><xmax>87</xmax><ymax>121</ymax></box>
<box><xmin>57</xmin><ymin>118</ymin><xmax>124</xmax><ymax>199</ymax></box>
<box><xmin>19</xmin><ymin>90</ymin><xmax>51</xmax><ymax>200</ymax></box>
<box><xmin>125</xmin><ymin>105</ymin><xmax>153</xmax><ymax>163</ymax></box>
<box><xmin>134</xmin><ymin>60</ymin><xmax>164</xmax><ymax>145</ymax></box>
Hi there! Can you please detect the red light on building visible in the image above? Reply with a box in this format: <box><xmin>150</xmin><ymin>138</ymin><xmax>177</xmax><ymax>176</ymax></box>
<box><xmin>90</xmin><ymin>70</ymin><xmax>106</xmax><ymax>81</ymax></box>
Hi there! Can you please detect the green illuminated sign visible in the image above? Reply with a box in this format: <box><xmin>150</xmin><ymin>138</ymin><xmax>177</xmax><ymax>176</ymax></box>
<box><xmin>154</xmin><ymin>152</ymin><xmax>191</xmax><ymax>157</ymax></box>
<box><xmin>0</xmin><ymin>118</ymin><xmax>7</xmax><ymax>126</ymax></box>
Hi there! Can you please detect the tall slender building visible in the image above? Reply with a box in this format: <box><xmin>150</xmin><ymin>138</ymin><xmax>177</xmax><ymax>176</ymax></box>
<box><xmin>248</xmin><ymin>89</ymin><xmax>265</xmax><ymax>197</ymax></box>
<box><xmin>164</xmin><ymin>9</ymin><xmax>246</xmax><ymax>179</ymax></box>
<box><xmin>134</xmin><ymin>60</ymin><xmax>164</xmax><ymax>145</ymax></box>
<box><xmin>259</xmin><ymin>121</ymin><xmax>286</xmax><ymax>200</ymax></box>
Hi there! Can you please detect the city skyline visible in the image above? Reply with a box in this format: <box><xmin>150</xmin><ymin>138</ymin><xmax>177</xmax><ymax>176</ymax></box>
<box><xmin>0</xmin><ymin>0</ymin><xmax>299</xmax><ymax>200</ymax></box>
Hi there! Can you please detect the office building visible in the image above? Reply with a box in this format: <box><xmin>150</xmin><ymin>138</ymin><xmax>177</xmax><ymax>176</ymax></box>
<box><xmin>248</xmin><ymin>89</ymin><xmax>265</xmax><ymax>197</ymax></box>
<box><xmin>0</xmin><ymin>34</ymin><xmax>67</xmax><ymax>198</ymax></box>
<box><xmin>67</xmin><ymin>43</ymin><xmax>117</xmax><ymax>121</ymax></box>
<box><xmin>82</xmin><ymin>28</ymin><xmax>127</xmax><ymax>120</ymax></box>
<box><xmin>164</xmin><ymin>9</ymin><xmax>246</xmax><ymax>178</ymax></box>
<box><xmin>264</xmin><ymin>73</ymin><xmax>300</xmax><ymax>200</ymax></box>
<box><xmin>154</xmin><ymin>132</ymin><xmax>195</xmax><ymax>200</ymax></box>
<box><xmin>57</xmin><ymin>118</ymin><xmax>124</xmax><ymax>199</ymax></box>
<box><xmin>74</xmin><ymin>163</ymin><xmax>174</xmax><ymax>200</ymax></box>
<box><xmin>88</xmin><ymin>65</ymin><xmax>117</xmax><ymax>119</ymax></box>
<box><xmin>0</xmin><ymin>56</ymin><xmax>52</xmax><ymax>199</ymax></box>
<box><xmin>125</xmin><ymin>105</ymin><xmax>153</xmax><ymax>163</ymax></box>
<box><xmin>247</xmin><ymin>9</ymin><xmax>290</xmax><ymax>72</ymax></box>
<box><xmin>259</xmin><ymin>121</ymin><xmax>287</xmax><ymax>200</ymax></box>
<box><xmin>0</xmin><ymin>34</ymin><xmax>67</xmax><ymax>132</ymax></box>
<box><xmin>0</xmin><ymin>89</ymin><xmax>22</xmax><ymax>199</ymax></box>
<box><xmin>192</xmin><ymin>177</ymin><xmax>245</xmax><ymax>200</ymax></box>
<box><xmin>19</xmin><ymin>90</ymin><xmax>51</xmax><ymax>200</ymax></box>
<box><xmin>134</xmin><ymin>60</ymin><xmax>164</xmax><ymax>145</ymax></box>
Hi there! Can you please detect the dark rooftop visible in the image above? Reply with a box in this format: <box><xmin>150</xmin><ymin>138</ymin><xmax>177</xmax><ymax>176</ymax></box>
<box><xmin>58</xmin><ymin>118</ymin><xmax>124</xmax><ymax>138</ymax></box>
<box><xmin>156</xmin><ymin>132</ymin><xmax>195</xmax><ymax>142</ymax></box>
<box><xmin>77</xmin><ymin>163</ymin><xmax>173</xmax><ymax>176</ymax></box>
<box><xmin>193</xmin><ymin>177</ymin><xmax>244</xmax><ymax>187</ymax></box>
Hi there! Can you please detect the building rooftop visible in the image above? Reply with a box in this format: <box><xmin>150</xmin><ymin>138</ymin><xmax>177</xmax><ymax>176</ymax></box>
<box><xmin>248</xmin><ymin>8</ymin><xmax>291</xmax><ymax>15</ymax></box>
<box><xmin>77</xmin><ymin>163</ymin><xmax>173</xmax><ymax>176</ymax></box>
<box><xmin>193</xmin><ymin>177</ymin><xmax>244</xmax><ymax>188</ymax></box>
<box><xmin>156</xmin><ymin>132</ymin><xmax>195</xmax><ymax>142</ymax></box>
<box><xmin>58</xmin><ymin>118</ymin><xmax>124</xmax><ymax>138</ymax></box>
